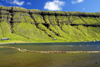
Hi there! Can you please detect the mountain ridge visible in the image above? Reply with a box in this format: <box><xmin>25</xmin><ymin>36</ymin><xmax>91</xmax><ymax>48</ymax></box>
<box><xmin>0</xmin><ymin>6</ymin><xmax>100</xmax><ymax>42</ymax></box>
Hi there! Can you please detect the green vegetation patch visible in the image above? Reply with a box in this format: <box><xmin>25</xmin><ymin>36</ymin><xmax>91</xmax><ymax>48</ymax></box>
<box><xmin>55</xmin><ymin>11</ymin><xmax>66</xmax><ymax>15</ymax></box>
<box><xmin>56</xmin><ymin>16</ymin><xmax>70</xmax><ymax>26</ymax></box>
<box><xmin>96</xmin><ymin>17</ymin><xmax>100</xmax><ymax>23</ymax></box>
<box><xmin>0</xmin><ymin>14</ymin><xmax>11</xmax><ymax>22</ymax></box>
<box><xmin>0</xmin><ymin>26</ymin><xmax>3</xmax><ymax>39</ymax></box>
<box><xmin>37</xmin><ymin>24</ymin><xmax>56</xmax><ymax>38</ymax></box>
<box><xmin>78</xmin><ymin>12</ymin><xmax>98</xmax><ymax>16</ymax></box>
<box><xmin>0</xmin><ymin>10</ymin><xmax>9</xmax><ymax>14</ymax></box>
<box><xmin>0</xmin><ymin>21</ymin><xmax>27</xmax><ymax>41</ymax></box>
<box><xmin>32</xmin><ymin>14</ymin><xmax>45</xmax><ymax>23</ymax></box>
<box><xmin>13</xmin><ymin>15</ymin><xmax>23</xmax><ymax>22</ymax></box>
<box><xmin>29</xmin><ymin>9</ymin><xmax>42</xmax><ymax>14</ymax></box>
<box><xmin>49</xmin><ymin>24</ymin><xmax>77</xmax><ymax>42</ymax></box>
<box><xmin>13</xmin><ymin>12</ymin><xmax>30</xmax><ymax>16</ymax></box>
<box><xmin>68</xmin><ymin>12</ymin><xmax>79</xmax><ymax>16</ymax></box>
<box><xmin>44</xmin><ymin>15</ymin><xmax>58</xmax><ymax>24</ymax></box>
<box><xmin>88</xmin><ymin>26</ymin><xmax>100</xmax><ymax>40</ymax></box>
<box><xmin>13</xmin><ymin>22</ymin><xmax>51</xmax><ymax>41</ymax></box>
<box><xmin>0</xmin><ymin>21</ymin><xmax>11</xmax><ymax>35</ymax></box>
<box><xmin>13</xmin><ymin>12</ymin><xmax>34</xmax><ymax>23</ymax></box>
<box><xmin>77</xmin><ymin>25</ymin><xmax>99</xmax><ymax>41</ymax></box>
<box><xmin>81</xmin><ymin>17</ymin><xmax>100</xmax><ymax>24</ymax></box>
<box><xmin>43</xmin><ymin>15</ymin><xmax>50</xmax><ymax>24</ymax></box>
<box><xmin>13</xmin><ymin>7</ymin><xmax>28</xmax><ymax>12</ymax></box>
<box><xmin>61</xmin><ymin>24</ymin><xmax>88</xmax><ymax>41</ymax></box>
<box><xmin>22</xmin><ymin>16</ymin><xmax>34</xmax><ymax>23</ymax></box>
<box><xmin>0</xmin><ymin>6</ymin><xmax>11</xmax><ymax>10</ymax></box>
<box><xmin>70</xmin><ymin>16</ymin><xmax>85</xmax><ymax>24</ymax></box>
<box><xmin>42</xmin><ymin>11</ymin><xmax>55</xmax><ymax>15</ymax></box>
<box><xmin>13</xmin><ymin>15</ymin><xmax>22</xmax><ymax>19</ymax></box>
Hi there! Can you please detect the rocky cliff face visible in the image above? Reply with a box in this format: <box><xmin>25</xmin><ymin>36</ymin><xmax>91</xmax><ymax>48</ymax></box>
<box><xmin>0</xmin><ymin>6</ymin><xmax>100</xmax><ymax>42</ymax></box>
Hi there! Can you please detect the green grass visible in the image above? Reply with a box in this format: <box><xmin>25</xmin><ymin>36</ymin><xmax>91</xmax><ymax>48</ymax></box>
<box><xmin>44</xmin><ymin>15</ymin><xmax>58</xmax><ymax>24</ymax></box>
<box><xmin>13</xmin><ymin>12</ymin><xmax>30</xmax><ymax>16</ymax></box>
<box><xmin>42</xmin><ymin>11</ymin><xmax>55</xmax><ymax>15</ymax></box>
<box><xmin>0</xmin><ymin>6</ymin><xmax>11</xmax><ymax>10</ymax></box>
<box><xmin>13</xmin><ymin>15</ymin><xmax>22</xmax><ymax>19</ymax></box>
<box><xmin>36</xmin><ymin>24</ymin><xmax>68</xmax><ymax>41</ymax></box>
<box><xmin>37</xmin><ymin>24</ymin><xmax>56</xmax><ymax>38</ymax></box>
<box><xmin>80</xmin><ymin>17</ymin><xmax>100</xmax><ymax>24</ymax></box>
<box><xmin>0</xmin><ymin>21</ymin><xmax>11</xmax><ymax>35</ymax></box>
<box><xmin>55</xmin><ymin>11</ymin><xmax>66</xmax><ymax>15</ymax></box>
<box><xmin>88</xmin><ymin>26</ymin><xmax>100</xmax><ymax>40</ymax></box>
<box><xmin>0</xmin><ymin>27</ymin><xmax>3</xmax><ymax>38</ymax></box>
<box><xmin>68</xmin><ymin>12</ymin><xmax>80</xmax><ymax>16</ymax></box>
<box><xmin>0</xmin><ymin>6</ymin><xmax>100</xmax><ymax>42</ymax></box>
<box><xmin>56</xmin><ymin>16</ymin><xmax>70</xmax><ymax>26</ymax></box>
<box><xmin>49</xmin><ymin>25</ymin><xmax>77</xmax><ymax>42</ymax></box>
<box><xmin>96</xmin><ymin>17</ymin><xmax>100</xmax><ymax>22</ymax></box>
<box><xmin>13</xmin><ymin>12</ymin><xmax>34</xmax><ymax>23</ymax></box>
<box><xmin>61</xmin><ymin>24</ymin><xmax>90</xmax><ymax>41</ymax></box>
<box><xmin>13</xmin><ymin>7</ymin><xmax>28</xmax><ymax>12</ymax></box>
<box><xmin>43</xmin><ymin>15</ymin><xmax>50</xmax><ymax>24</ymax></box>
<box><xmin>0</xmin><ymin>21</ymin><xmax>28</xmax><ymax>41</ymax></box>
<box><xmin>0</xmin><ymin>15</ymin><xmax>11</xmax><ymax>22</ymax></box>
<box><xmin>77</xmin><ymin>25</ymin><xmax>100</xmax><ymax>41</ymax></box>
<box><xmin>13</xmin><ymin>22</ymin><xmax>51</xmax><ymax>41</ymax></box>
<box><xmin>32</xmin><ymin>14</ymin><xmax>45</xmax><ymax>23</ymax></box>
<box><xmin>0</xmin><ymin>10</ymin><xmax>9</xmax><ymax>14</ymax></box>
<box><xmin>70</xmin><ymin>16</ymin><xmax>85</xmax><ymax>24</ymax></box>
<box><xmin>49</xmin><ymin>15</ymin><xmax>58</xmax><ymax>24</ymax></box>
<box><xmin>22</xmin><ymin>16</ymin><xmax>34</xmax><ymax>23</ymax></box>
<box><xmin>29</xmin><ymin>9</ymin><xmax>42</xmax><ymax>14</ymax></box>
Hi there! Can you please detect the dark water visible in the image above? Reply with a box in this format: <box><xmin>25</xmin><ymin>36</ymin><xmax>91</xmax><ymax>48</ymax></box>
<box><xmin>2</xmin><ymin>41</ymin><xmax>100</xmax><ymax>51</ymax></box>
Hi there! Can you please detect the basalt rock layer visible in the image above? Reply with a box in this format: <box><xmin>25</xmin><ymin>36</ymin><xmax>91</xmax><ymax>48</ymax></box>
<box><xmin>0</xmin><ymin>6</ymin><xmax>100</xmax><ymax>42</ymax></box>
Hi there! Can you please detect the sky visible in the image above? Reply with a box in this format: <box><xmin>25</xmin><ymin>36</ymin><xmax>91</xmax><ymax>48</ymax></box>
<box><xmin>0</xmin><ymin>0</ymin><xmax>100</xmax><ymax>13</ymax></box>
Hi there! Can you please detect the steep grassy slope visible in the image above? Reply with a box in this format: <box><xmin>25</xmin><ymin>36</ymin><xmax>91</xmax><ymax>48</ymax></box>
<box><xmin>44</xmin><ymin>15</ymin><xmax>78</xmax><ymax>42</ymax></box>
<box><xmin>0</xmin><ymin>6</ymin><xmax>100</xmax><ymax>42</ymax></box>
<box><xmin>56</xmin><ymin>16</ymin><xmax>70</xmax><ymax>26</ymax></box>
<box><xmin>32</xmin><ymin>14</ymin><xmax>45</xmax><ymax>23</ymax></box>
<box><xmin>0</xmin><ymin>21</ymin><xmax>28</xmax><ymax>41</ymax></box>
<box><xmin>13</xmin><ymin>22</ymin><xmax>51</xmax><ymax>41</ymax></box>
<box><xmin>61</xmin><ymin>24</ymin><xmax>90</xmax><ymax>41</ymax></box>
<box><xmin>76</xmin><ymin>25</ymin><xmax>100</xmax><ymax>41</ymax></box>
<box><xmin>13</xmin><ymin>12</ymin><xmax>34</xmax><ymax>23</ymax></box>
<box><xmin>80</xmin><ymin>17</ymin><xmax>100</xmax><ymax>24</ymax></box>
<box><xmin>70</xmin><ymin>16</ymin><xmax>85</xmax><ymax>24</ymax></box>
<box><xmin>44</xmin><ymin>15</ymin><xmax>58</xmax><ymax>24</ymax></box>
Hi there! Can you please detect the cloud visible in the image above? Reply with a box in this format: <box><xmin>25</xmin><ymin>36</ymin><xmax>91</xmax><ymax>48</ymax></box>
<box><xmin>77</xmin><ymin>0</ymin><xmax>84</xmax><ymax>3</ymax></box>
<box><xmin>71</xmin><ymin>1</ymin><xmax>76</xmax><ymax>4</ymax></box>
<box><xmin>27</xmin><ymin>2</ymin><xmax>31</xmax><ymax>5</ymax></box>
<box><xmin>2</xmin><ymin>0</ymin><xmax>24</xmax><ymax>6</ymax></box>
<box><xmin>11</xmin><ymin>0</ymin><xmax>24</xmax><ymax>6</ymax></box>
<box><xmin>44</xmin><ymin>0</ymin><xmax>65</xmax><ymax>11</ymax></box>
<box><xmin>72</xmin><ymin>0</ymin><xmax>84</xmax><ymax>4</ymax></box>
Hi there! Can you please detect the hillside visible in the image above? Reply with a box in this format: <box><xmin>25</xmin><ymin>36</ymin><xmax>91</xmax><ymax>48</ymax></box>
<box><xmin>0</xmin><ymin>6</ymin><xmax>100</xmax><ymax>42</ymax></box>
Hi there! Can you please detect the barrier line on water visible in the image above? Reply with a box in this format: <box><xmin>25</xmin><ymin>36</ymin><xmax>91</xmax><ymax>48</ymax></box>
<box><xmin>0</xmin><ymin>46</ymin><xmax>100</xmax><ymax>53</ymax></box>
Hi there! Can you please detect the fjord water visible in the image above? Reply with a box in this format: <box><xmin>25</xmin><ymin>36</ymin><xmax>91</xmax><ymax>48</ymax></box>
<box><xmin>2</xmin><ymin>41</ymin><xmax>100</xmax><ymax>51</ymax></box>
<box><xmin>0</xmin><ymin>42</ymin><xmax>100</xmax><ymax>67</ymax></box>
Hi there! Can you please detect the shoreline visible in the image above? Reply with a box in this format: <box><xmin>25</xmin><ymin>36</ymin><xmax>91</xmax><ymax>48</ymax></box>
<box><xmin>0</xmin><ymin>45</ymin><xmax>100</xmax><ymax>53</ymax></box>
<box><xmin>0</xmin><ymin>40</ymin><xmax>100</xmax><ymax>45</ymax></box>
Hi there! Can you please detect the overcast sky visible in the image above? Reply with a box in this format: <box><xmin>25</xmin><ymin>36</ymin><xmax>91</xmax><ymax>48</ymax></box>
<box><xmin>0</xmin><ymin>0</ymin><xmax>100</xmax><ymax>12</ymax></box>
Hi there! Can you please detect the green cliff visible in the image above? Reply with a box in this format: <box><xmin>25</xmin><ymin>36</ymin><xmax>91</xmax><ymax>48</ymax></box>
<box><xmin>0</xmin><ymin>6</ymin><xmax>100</xmax><ymax>42</ymax></box>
